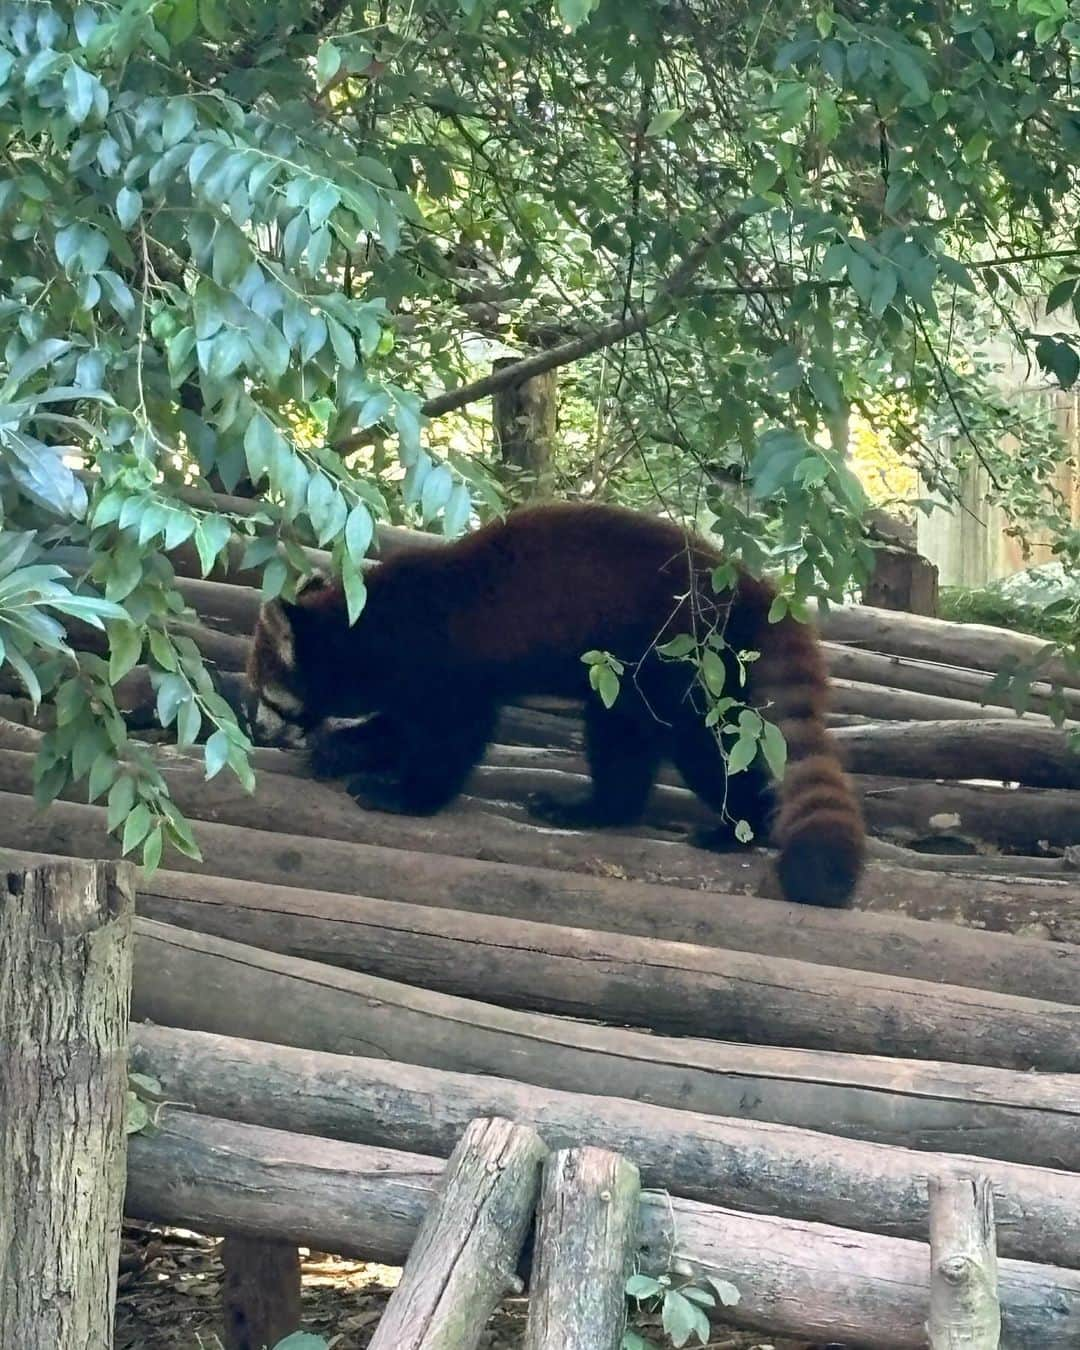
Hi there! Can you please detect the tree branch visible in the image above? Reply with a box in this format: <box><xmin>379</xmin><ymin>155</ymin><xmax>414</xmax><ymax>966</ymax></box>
<box><xmin>332</xmin><ymin>211</ymin><xmax>743</xmax><ymax>453</ymax></box>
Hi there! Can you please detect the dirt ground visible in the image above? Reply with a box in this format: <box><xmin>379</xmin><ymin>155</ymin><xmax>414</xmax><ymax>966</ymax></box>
<box><xmin>113</xmin><ymin>1227</ymin><xmax>816</xmax><ymax>1350</ymax></box>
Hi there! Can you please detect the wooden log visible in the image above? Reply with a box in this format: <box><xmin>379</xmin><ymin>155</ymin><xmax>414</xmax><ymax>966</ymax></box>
<box><xmin>860</xmin><ymin>777</ymin><xmax>1080</xmax><ymax>857</ymax></box>
<box><xmin>124</xmin><ymin>1110</ymin><xmax>1080</xmax><ymax>1348</ymax></box>
<box><xmin>128</xmin><ymin>920</ymin><xmax>1080</xmax><ymax>1169</ymax></box>
<box><xmin>929</xmin><ymin>1176</ymin><xmax>1001</xmax><ymax>1349</ymax></box>
<box><xmin>833</xmin><ymin>720</ymin><xmax>1080</xmax><ymax>790</ymax></box>
<box><xmin>813</xmin><ymin>601</ymin><xmax>1080</xmax><ymax>694</ymax></box>
<box><xmin>17</xmin><ymin>833</ymin><xmax>1078</xmax><ymax>1020</ymax></box>
<box><xmin>367</xmin><ymin>1117</ymin><xmax>547</xmax><ymax>1350</ymax></box>
<box><xmin>133</xmin><ymin>861</ymin><xmax>1080</xmax><ymax>1008</ymax></box>
<box><xmin>134</xmin><ymin>869</ymin><xmax>1080</xmax><ymax>1071</ymax></box>
<box><xmin>0</xmin><ymin>748</ymin><xmax>741</xmax><ymax>889</ymax></box>
<box><xmin>4</xmin><ymin>791</ymin><xmax>1080</xmax><ymax>951</ymax></box>
<box><xmin>131</xmin><ymin>1024</ymin><xmax>1080</xmax><ymax>1269</ymax></box>
<box><xmin>0</xmin><ymin>861</ymin><xmax>134</xmax><ymax>1349</ymax></box>
<box><xmin>221</xmin><ymin>1237</ymin><xmax>301</xmax><ymax>1350</ymax></box>
<box><xmin>830</xmin><ymin>678</ymin><xmax>1059</xmax><ymax>725</ymax></box>
<box><xmin>524</xmin><ymin>1148</ymin><xmax>640</xmax><ymax>1350</ymax></box>
<box><xmin>823</xmin><ymin>643</ymin><xmax>1080</xmax><ymax>721</ymax></box>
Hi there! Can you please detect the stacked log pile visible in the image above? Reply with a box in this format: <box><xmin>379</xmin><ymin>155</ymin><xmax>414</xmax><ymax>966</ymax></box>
<box><xmin>2</xmin><ymin>515</ymin><xmax>1080</xmax><ymax>1347</ymax></box>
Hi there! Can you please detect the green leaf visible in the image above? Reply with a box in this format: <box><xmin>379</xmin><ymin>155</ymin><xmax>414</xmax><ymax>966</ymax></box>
<box><xmin>108</xmin><ymin>623</ymin><xmax>143</xmax><ymax>685</ymax></box>
<box><xmin>177</xmin><ymin>697</ymin><xmax>202</xmax><ymax>747</ymax></box>
<box><xmin>556</xmin><ymin>0</ymin><xmax>598</xmax><ymax>29</ymax></box>
<box><xmin>107</xmin><ymin>776</ymin><xmax>137</xmax><ymax>832</ymax></box>
<box><xmin>116</xmin><ymin>186</ymin><xmax>142</xmax><ymax>229</ymax></box>
<box><xmin>625</xmin><ymin>1275</ymin><xmax>664</xmax><ymax>1300</ymax></box>
<box><xmin>596</xmin><ymin>665</ymin><xmax>620</xmax><ymax>709</ymax></box>
<box><xmin>734</xmin><ymin>818</ymin><xmax>754</xmax><ymax>843</ymax></box>
<box><xmin>661</xmin><ymin>1288</ymin><xmax>711</xmax><ymax>1348</ymax></box>
<box><xmin>121</xmin><ymin>801</ymin><xmax>152</xmax><ymax>854</ymax></box>
<box><xmin>889</xmin><ymin>47</ymin><xmax>930</xmax><ymax>103</ymax></box>
<box><xmin>344</xmin><ymin>503</ymin><xmax>374</xmax><ymax>564</ymax></box>
<box><xmin>1047</xmin><ymin>278</ymin><xmax>1076</xmax><ymax>316</ymax></box>
<box><xmin>705</xmin><ymin>1277</ymin><xmax>741</xmax><ymax>1306</ymax></box>
<box><xmin>142</xmin><ymin>825</ymin><xmax>164</xmax><ymax>874</ymax></box>
<box><xmin>341</xmin><ymin>558</ymin><xmax>367</xmax><ymax>625</ymax></box>
<box><xmin>271</xmin><ymin>1335</ymin><xmax>330</xmax><ymax>1350</ymax></box>
<box><xmin>204</xmin><ymin>729</ymin><xmax>230</xmax><ymax>779</ymax></box>
<box><xmin>194</xmin><ymin>515</ymin><xmax>232</xmax><ymax>575</ymax></box>
<box><xmin>316</xmin><ymin>42</ymin><xmax>342</xmax><ymax>88</ymax></box>
<box><xmin>88</xmin><ymin>751</ymin><xmax>119</xmax><ymax>803</ymax></box>
<box><xmin>658</xmin><ymin>633</ymin><xmax>697</xmax><ymax>659</ymax></box>
<box><xmin>645</xmin><ymin>108</ymin><xmax>683</xmax><ymax>138</ymax></box>
<box><xmin>760</xmin><ymin>720</ymin><xmax>788</xmax><ymax>778</ymax></box>
<box><xmin>971</xmin><ymin>27</ymin><xmax>994</xmax><ymax>61</ymax></box>
<box><xmin>63</xmin><ymin>62</ymin><xmax>99</xmax><ymax>125</ymax></box>
<box><xmin>727</xmin><ymin>732</ymin><xmax>758</xmax><ymax>775</ymax></box>
<box><xmin>162</xmin><ymin>97</ymin><xmax>197</xmax><ymax>148</ymax></box>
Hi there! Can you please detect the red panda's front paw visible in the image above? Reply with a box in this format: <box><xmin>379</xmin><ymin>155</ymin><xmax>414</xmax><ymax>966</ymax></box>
<box><xmin>344</xmin><ymin>774</ymin><xmax>407</xmax><ymax>814</ymax></box>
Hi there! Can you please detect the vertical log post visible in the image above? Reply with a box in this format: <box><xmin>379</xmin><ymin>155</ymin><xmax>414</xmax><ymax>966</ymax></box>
<box><xmin>221</xmin><ymin>1236</ymin><xmax>302</xmax><ymax>1350</ymax></box>
<box><xmin>928</xmin><ymin>1174</ymin><xmax>1001</xmax><ymax>1349</ymax></box>
<box><xmin>524</xmin><ymin>1146</ymin><xmax>641</xmax><ymax>1350</ymax></box>
<box><xmin>0</xmin><ymin>861</ymin><xmax>134</xmax><ymax>1349</ymax></box>
<box><xmin>367</xmin><ymin>1116</ymin><xmax>547</xmax><ymax>1350</ymax></box>
<box><xmin>493</xmin><ymin>360</ymin><xmax>557</xmax><ymax>499</ymax></box>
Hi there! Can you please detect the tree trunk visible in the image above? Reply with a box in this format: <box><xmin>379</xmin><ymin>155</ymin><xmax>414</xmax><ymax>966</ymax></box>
<box><xmin>134</xmin><ymin>876</ymin><xmax>1080</xmax><ymax>1072</ymax></box>
<box><xmin>524</xmin><ymin>1148</ymin><xmax>639</xmax><ymax>1350</ymax></box>
<box><xmin>124</xmin><ymin>1110</ymin><xmax>1080</xmax><ymax>1349</ymax></box>
<box><xmin>493</xmin><ymin>360</ymin><xmax>557</xmax><ymax>498</ymax></box>
<box><xmin>221</xmin><ymin>1237</ymin><xmax>302</xmax><ymax>1350</ymax></box>
<box><xmin>862</xmin><ymin>544</ymin><xmax>939</xmax><ymax>616</ymax></box>
<box><xmin>130</xmin><ymin>1024</ymin><xmax>1080</xmax><ymax>1269</ymax></box>
<box><xmin>0</xmin><ymin>861</ymin><xmax>134</xmax><ymax>1350</ymax></box>
<box><xmin>128</xmin><ymin>920</ymin><xmax>1080</xmax><ymax>1169</ymax></box>
<box><xmin>368</xmin><ymin>1117</ymin><xmax>546</xmax><ymax>1350</ymax></box>
<box><xmin>928</xmin><ymin>1176</ymin><xmax>1001</xmax><ymax>1349</ymax></box>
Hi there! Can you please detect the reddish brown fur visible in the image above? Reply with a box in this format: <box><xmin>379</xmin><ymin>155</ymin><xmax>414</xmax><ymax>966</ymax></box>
<box><xmin>248</xmin><ymin>502</ymin><xmax>865</xmax><ymax>907</ymax></box>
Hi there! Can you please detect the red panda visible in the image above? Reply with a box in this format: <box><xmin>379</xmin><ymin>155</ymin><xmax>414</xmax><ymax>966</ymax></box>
<box><xmin>247</xmin><ymin>501</ymin><xmax>865</xmax><ymax>907</ymax></box>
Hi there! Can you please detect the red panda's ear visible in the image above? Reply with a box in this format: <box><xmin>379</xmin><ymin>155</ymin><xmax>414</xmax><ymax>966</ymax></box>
<box><xmin>296</xmin><ymin>568</ymin><xmax>331</xmax><ymax>599</ymax></box>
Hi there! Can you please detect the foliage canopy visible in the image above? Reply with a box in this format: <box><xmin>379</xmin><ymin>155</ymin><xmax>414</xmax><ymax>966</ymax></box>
<box><xmin>1</xmin><ymin>0</ymin><xmax>1078</xmax><ymax>864</ymax></box>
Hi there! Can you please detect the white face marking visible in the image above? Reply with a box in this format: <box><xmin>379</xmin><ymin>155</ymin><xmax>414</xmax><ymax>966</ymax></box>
<box><xmin>263</xmin><ymin>683</ymin><xmax>303</xmax><ymax>715</ymax></box>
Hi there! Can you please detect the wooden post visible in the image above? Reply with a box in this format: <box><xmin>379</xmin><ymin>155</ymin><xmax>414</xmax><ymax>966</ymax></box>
<box><xmin>0</xmin><ymin>861</ymin><xmax>134</xmax><ymax>1349</ymax></box>
<box><xmin>221</xmin><ymin>1236</ymin><xmax>302</xmax><ymax>1350</ymax></box>
<box><xmin>524</xmin><ymin>1147</ymin><xmax>640</xmax><ymax>1350</ymax></box>
<box><xmin>367</xmin><ymin>1116</ymin><xmax>547</xmax><ymax>1350</ymax></box>
<box><xmin>928</xmin><ymin>1175</ymin><xmax>1000</xmax><ymax>1349</ymax></box>
<box><xmin>493</xmin><ymin>359</ymin><xmax>557</xmax><ymax>498</ymax></box>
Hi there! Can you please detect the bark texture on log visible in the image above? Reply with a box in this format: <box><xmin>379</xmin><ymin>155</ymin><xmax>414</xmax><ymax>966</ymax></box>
<box><xmin>124</xmin><ymin>1110</ymin><xmax>1080</xmax><ymax>1349</ymax></box>
<box><xmin>221</xmin><ymin>1237</ymin><xmax>302</xmax><ymax>1350</ymax></box>
<box><xmin>368</xmin><ymin>1117</ymin><xmax>546</xmax><ymax>1350</ymax></box>
<box><xmin>4</xmin><ymin>786</ymin><xmax>1079</xmax><ymax>944</ymax></box>
<box><xmin>129</xmin><ymin>1025</ymin><xmax>1080</xmax><ymax>1269</ymax></box>
<box><xmin>128</xmin><ymin>923</ymin><xmax>1080</xmax><ymax>1169</ymax></box>
<box><xmin>524</xmin><ymin>1148</ymin><xmax>640</xmax><ymax>1350</ymax></box>
<box><xmin>833</xmin><ymin>719</ymin><xmax>1080</xmax><ymax>789</ymax></box>
<box><xmin>823</xmin><ymin>642</ymin><xmax>1080</xmax><ymax>720</ymax></box>
<box><xmin>928</xmin><ymin>1176</ymin><xmax>1001</xmax><ymax>1350</ymax></box>
<box><xmin>0</xmin><ymin>861</ymin><xmax>134</xmax><ymax>1350</ymax></box>
<box><xmin>135</xmin><ymin>872</ymin><xmax>1080</xmax><ymax>1071</ymax></box>
<box><xmin>813</xmin><ymin>600</ymin><xmax>1080</xmax><ymax>694</ymax></box>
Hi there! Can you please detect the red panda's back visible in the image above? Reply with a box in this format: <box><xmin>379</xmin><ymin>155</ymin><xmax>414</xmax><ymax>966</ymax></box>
<box><xmin>443</xmin><ymin>503</ymin><xmax>717</xmax><ymax>670</ymax></box>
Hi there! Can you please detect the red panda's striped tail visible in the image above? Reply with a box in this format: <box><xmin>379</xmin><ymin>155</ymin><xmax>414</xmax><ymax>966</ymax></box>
<box><xmin>747</xmin><ymin>600</ymin><xmax>865</xmax><ymax>908</ymax></box>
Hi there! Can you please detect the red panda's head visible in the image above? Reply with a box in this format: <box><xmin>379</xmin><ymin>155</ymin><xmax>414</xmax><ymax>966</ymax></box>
<box><xmin>247</xmin><ymin>570</ymin><xmax>337</xmax><ymax>737</ymax></box>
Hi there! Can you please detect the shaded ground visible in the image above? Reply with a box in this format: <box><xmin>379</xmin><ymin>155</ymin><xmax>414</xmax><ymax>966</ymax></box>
<box><xmin>113</xmin><ymin>1228</ymin><xmax>811</xmax><ymax>1349</ymax></box>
